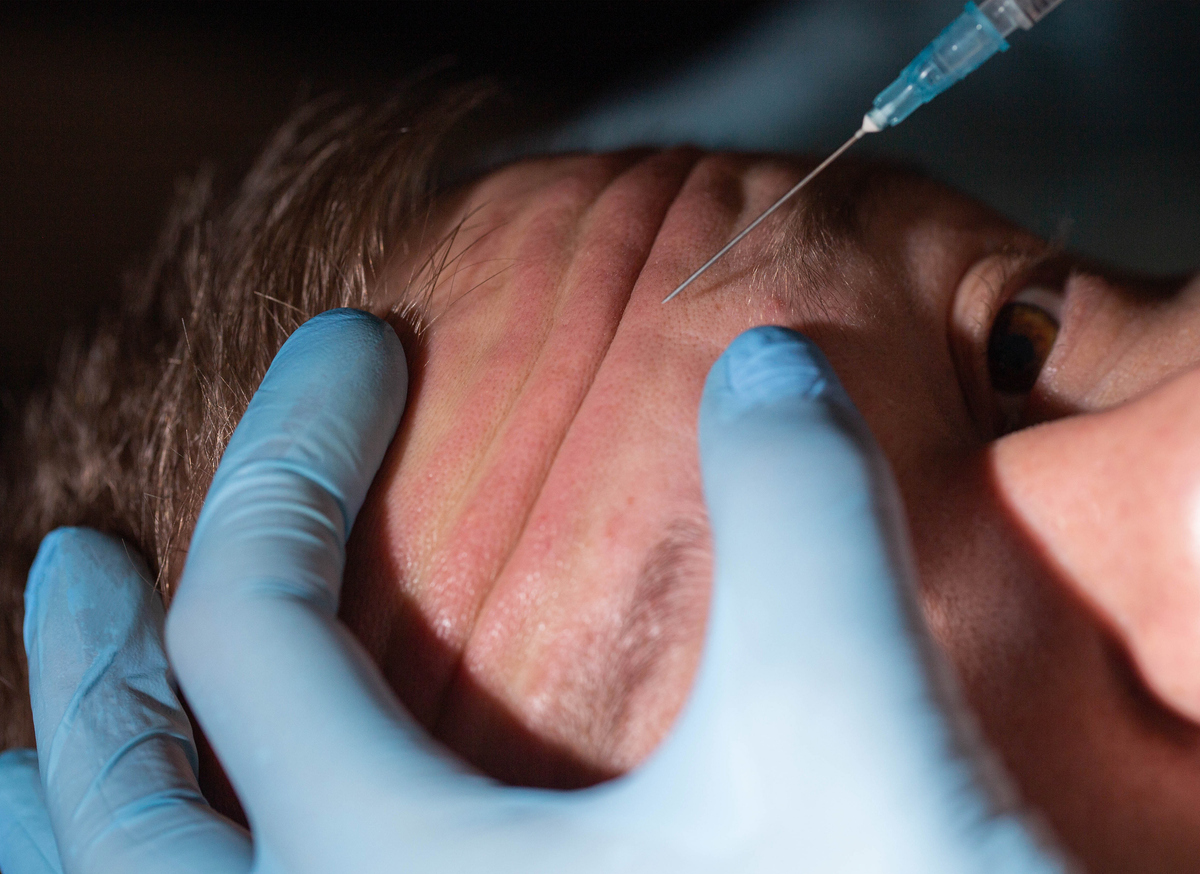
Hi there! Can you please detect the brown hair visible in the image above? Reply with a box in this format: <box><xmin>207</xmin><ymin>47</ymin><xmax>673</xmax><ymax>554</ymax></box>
<box><xmin>0</xmin><ymin>80</ymin><xmax>496</xmax><ymax>750</ymax></box>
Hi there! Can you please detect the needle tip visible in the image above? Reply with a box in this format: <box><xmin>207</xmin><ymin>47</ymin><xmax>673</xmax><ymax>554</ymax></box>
<box><xmin>663</xmin><ymin>275</ymin><xmax>696</xmax><ymax>303</ymax></box>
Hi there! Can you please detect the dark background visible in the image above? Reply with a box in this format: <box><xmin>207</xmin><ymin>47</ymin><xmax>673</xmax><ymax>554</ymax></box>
<box><xmin>0</xmin><ymin>0</ymin><xmax>774</xmax><ymax>397</ymax></box>
<box><xmin>3</xmin><ymin>1</ymin><xmax>1199</xmax><ymax>401</ymax></box>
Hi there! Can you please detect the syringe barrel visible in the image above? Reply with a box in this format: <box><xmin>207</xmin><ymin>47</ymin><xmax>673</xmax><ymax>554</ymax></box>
<box><xmin>1018</xmin><ymin>0</ymin><xmax>1069</xmax><ymax>20</ymax></box>
<box><xmin>866</xmin><ymin>3</ymin><xmax>1008</xmax><ymax>130</ymax></box>
<box><xmin>980</xmin><ymin>0</ymin><xmax>1068</xmax><ymax>36</ymax></box>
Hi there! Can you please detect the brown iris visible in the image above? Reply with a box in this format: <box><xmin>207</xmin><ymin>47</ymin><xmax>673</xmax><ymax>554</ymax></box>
<box><xmin>987</xmin><ymin>301</ymin><xmax>1060</xmax><ymax>394</ymax></box>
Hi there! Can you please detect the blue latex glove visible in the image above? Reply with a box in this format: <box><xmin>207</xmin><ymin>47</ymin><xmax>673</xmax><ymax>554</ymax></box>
<box><xmin>0</xmin><ymin>315</ymin><xmax>1069</xmax><ymax>872</ymax></box>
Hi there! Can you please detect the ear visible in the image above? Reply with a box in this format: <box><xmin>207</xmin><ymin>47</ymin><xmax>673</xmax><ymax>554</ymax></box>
<box><xmin>990</xmin><ymin>366</ymin><xmax>1200</xmax><ymax>724</ymax></box>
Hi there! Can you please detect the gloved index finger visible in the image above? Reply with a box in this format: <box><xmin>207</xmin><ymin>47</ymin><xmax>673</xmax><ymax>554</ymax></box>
<box><xmin>167</xmin><ymin>310</ymin><xmax>473</xmax><ymax>849</ymax></box>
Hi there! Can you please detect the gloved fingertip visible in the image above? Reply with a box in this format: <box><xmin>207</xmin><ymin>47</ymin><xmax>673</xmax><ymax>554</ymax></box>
<box><xmin>194</xmin><ymin>307</ymin><xmax>410</xmax><ymax>562</ymax></box>
<box><xmin>704</xmin><ymin>326</ymin><xmax>841</xmax><ymax>421</ymax></box>
<box><xmin>24</xmin><ymin>528</ymin><xmax>83</xmax><ymax>651</ymax></box>
<box><xmin>300</xmin><ymin>307</ymin><xmax>392</xmax><ymax>334</ymax></box>
<box><xmin>25</xmin><ymin>528</ymin><xmax>68</xmax><ymax>598</ymax></box>
<box><xmin>698</xmin><ymin>327</ymin><xmax>880</xmax><ymax>530</ymax></box>
<box><xmin>24</xmin><ymin>528</ymin><xmax>156</xmax><ymax>658</ymax></box>
<box><xmin>272</xmin><ymin>308</ymin><xmax>406</xmax><ymax>384</ymax></box>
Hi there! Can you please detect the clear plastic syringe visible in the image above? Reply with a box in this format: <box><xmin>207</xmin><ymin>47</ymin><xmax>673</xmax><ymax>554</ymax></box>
<box><xmin>664</xmin><ymin>0</ymin><xmax>1070</xmax><ymax>303</ymax></box>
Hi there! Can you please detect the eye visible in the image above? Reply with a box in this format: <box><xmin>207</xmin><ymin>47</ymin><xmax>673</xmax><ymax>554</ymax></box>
<box><xmin>986</xmin><ymin>285</ymin><xmax>1062</xmax><ymax>425</ymax></box>
<box><xmin>949</xmin><ymin>252</ymin><xmax>1074</xmax><ymax>437</ymax></box>
<box><xmin>988</xmin><ymin>289</ymin><xmax>1061</xmax><ymax>393</ymax></box>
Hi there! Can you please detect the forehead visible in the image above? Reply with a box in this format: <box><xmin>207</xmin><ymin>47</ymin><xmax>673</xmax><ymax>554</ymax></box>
<box><xmin>375</xmin><ymin>148</ymin><xmax>1028</xmax><ymax>466</ymax></box>
<box><xmin>381</xmin><ymin>149</ymin><xmax>1004</xmax><ymax>325</ymax></box>
<box><xmin>346</xmin><ymin>148</ymin><xmax>1040</xmax><ymax>785</ymax></box>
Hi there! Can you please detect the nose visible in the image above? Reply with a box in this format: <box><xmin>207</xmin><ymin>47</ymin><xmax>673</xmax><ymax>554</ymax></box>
<box><xmin>990</xmin><ymin>365</ymin><xmax>1200</xmax><ymax>724</ymax></box>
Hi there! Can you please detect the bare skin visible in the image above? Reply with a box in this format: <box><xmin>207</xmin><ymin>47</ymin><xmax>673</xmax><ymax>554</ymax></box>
<box><xmin>322</xmin><ymin>147</ymin><xmax>1200</xmax><ymax>873</ymax></box>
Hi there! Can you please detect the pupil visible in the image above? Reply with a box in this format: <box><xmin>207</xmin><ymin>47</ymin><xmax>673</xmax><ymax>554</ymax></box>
<box><xmin>987</xmin><ymin>302</ymin><xmax>1059</xmax><ymax>395</ymax></box>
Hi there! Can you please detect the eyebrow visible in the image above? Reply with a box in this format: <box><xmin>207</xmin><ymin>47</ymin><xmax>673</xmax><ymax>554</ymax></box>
<box><xmin>766</xmin><ymin>157</ymin><xmax>932</xmax><ymax>296</ymax></box>
<box><xmin>602</xmin><ymin>516</ymin><xmax>711</xmax><ymax>745</ymax></box>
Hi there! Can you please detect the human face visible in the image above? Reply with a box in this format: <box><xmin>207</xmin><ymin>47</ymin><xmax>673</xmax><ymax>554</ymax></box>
<box><xmin>339</xmin><ymin>148</ymin><xmax>1200</xmax><ymax>872</ymax></box>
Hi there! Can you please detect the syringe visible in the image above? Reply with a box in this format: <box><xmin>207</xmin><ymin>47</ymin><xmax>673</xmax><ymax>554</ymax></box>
<box><xmin>663</xmin><ymin>0</ymin><xmax>1070</xmax><ymax>303</ymax></box>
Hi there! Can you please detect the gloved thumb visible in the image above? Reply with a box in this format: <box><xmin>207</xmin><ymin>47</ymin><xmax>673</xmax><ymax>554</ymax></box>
<box><xmin>693</xmin><ymin>326</ymin><xmax>1065</xmax><ymax>872</ymax></box>
<box><xmin>698</xmin><ymin>326</ymin><xmax>929</xmax><ymax>715</ymax></box>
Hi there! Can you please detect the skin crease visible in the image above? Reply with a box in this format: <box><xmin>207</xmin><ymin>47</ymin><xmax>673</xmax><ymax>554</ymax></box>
<box><xmin>327</xmin><ymin>147</ymin><xmax>1200</xmax><ymax>873</ymax></box>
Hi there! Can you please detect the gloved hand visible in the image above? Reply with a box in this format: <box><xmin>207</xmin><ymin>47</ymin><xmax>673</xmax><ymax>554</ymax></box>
<box><xmin>0</xmin><ymin>314</ymin><xmax>1068</xmax><ymax>873</ymax></box>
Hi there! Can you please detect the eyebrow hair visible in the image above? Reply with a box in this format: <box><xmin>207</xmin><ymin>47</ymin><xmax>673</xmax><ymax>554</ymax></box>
<box><xmin>603</xmin><ymin>516</ymin><xmax>712</xmax><ymax>755</ymax></box>
<box><xmin>764</xmin><ymin>157</ymin><xmax>933</xmax><ymax>303</ymax></box>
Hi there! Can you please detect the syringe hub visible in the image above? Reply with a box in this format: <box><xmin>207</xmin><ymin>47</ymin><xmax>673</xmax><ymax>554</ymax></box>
<box><xmin>865</xmin><ymin>3</ymin><xmax>1009</xmax><ymax>131</ymax></box>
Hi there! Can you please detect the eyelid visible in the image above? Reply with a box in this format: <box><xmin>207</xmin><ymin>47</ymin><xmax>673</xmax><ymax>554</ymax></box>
<box><xmin>1010</xmin><ymin>284</ymin><xmax>1063</xmax><ymax>320</ymax></box>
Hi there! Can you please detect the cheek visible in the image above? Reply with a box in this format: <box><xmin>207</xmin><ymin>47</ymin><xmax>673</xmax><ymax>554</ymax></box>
<box><xmin>1035</xmin><ymin>273</ymin><xmax>1200</xmax><ymax>415</ymax></box>
<box><xmin>990</xmin><ymin>366</ymin><xmax>1200</xmax><ymax>723</ymax></box>
<box><xmin>906</xmin><ymin>449</ymin><xmax>1200</xmax><ymax>874</ymax></box>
